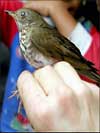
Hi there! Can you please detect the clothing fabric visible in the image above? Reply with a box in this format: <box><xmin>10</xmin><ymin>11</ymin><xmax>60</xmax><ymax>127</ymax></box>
<box><xmin>0</xmin><ymin>0</ymin><xmax>35</xmax><ymax>132</ymax></box>
<box><xmin>0</xmin><ymin>0</ymin><xmax>100</xmax><ymax>132</ymax></box>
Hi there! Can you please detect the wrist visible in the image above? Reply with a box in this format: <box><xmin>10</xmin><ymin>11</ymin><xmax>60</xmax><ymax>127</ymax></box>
<box><xmin>49</xmin><ymin>3</ymin><xmax>67</xmax><ymax>17</ymax></box>
<box><xmin>49</xmin><ymin>5</ymin><xmax>77</xmax><ymax>37</ymax></box>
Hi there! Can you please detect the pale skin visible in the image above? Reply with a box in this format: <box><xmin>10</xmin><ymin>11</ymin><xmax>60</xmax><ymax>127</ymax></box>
<box><xmin>17</xmin><ymin>62</ymin><xmax>99</xmax><ymax>132</ymax></box>
<box><xmin>24</xmin><ymin>0</ymin><xmax>78</xmax><ymax>37</ymax></box>
<box><xmin>17</xmin><ymin>0</ymin><xmax>100</xmax><ymax>132</ymax></box>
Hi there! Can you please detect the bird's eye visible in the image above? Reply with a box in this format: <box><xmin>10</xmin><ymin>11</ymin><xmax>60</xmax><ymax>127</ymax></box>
<box><xmin>21</xmin><ymin>11</ymin><xmax>26</xmax><ymax>17</ymax></box>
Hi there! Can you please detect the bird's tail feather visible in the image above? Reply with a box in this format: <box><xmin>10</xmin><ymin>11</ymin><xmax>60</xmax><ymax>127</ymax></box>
<box><xmin>80</xmin><ymin>58</ymin><xmax>100</xmax><ymax>87</ymax></box>
<box><xmin>91</xmin><ymin>71</ymin><xmax>100</xmax><ymax>87</ymax></box>
<box><xmin>79</xmin><ymin>70</ymin><xmax>100</xmax><ymax>87</ymax></box>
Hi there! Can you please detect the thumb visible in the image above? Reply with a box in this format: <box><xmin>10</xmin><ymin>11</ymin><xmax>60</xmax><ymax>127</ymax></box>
<box><xmin>24</xmin><ymin>1</ymin><xmax>42</xmax><ymax>12</ymax></box>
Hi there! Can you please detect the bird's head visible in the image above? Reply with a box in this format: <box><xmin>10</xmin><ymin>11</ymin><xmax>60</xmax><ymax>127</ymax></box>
<box><xmin>5</xmin><ymin>8</ymin><xmax>46</xmax><ymax>30</ymax></box>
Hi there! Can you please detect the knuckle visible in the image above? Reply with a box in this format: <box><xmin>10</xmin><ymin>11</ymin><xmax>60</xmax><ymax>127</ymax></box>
<box><xmin>38</xmin><ymin>106</ymin><xmax>50</xmax><ymax>121</ymax></box>
<box><xmin>55</xmin><ymin>61</ymin><xmax>72</xmax><ymax>67</ymax></box>
<box><xmin>81</xmin><ymin>87</ymin><xmax>92</xmax><ymax>98</ymax></box>
<box><xmin>57</xmin><ymin>93</ymin><xmax>69</xmax><ymax>106</ymax></box>
<box><xmin>57</xmin><ymin>91</ymin><xmax>78</xmax><ymax>109</ymax></box>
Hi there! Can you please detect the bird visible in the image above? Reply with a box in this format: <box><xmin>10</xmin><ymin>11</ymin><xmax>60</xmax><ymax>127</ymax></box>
<box><xmin>5</xmin><ymin>8</ymin><xmax>100</xmax><ymax>86</ymax></box>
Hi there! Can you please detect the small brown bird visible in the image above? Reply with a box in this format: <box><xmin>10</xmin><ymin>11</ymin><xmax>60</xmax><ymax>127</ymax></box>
<box><xmin>6</xmin><ymin>8</ymin><xmax>100</xmax><ymax>86</ymax></box>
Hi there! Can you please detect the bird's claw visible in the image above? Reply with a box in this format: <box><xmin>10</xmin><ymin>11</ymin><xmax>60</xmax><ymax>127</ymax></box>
<box><xmin>8</xmin><ymin>90</ymin><xmax>19</xmax><ymax>99</ymax></box>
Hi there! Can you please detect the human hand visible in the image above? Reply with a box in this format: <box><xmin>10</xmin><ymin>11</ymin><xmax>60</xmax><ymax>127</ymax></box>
<box><xmin>24</xmin><ymin>0</ymin><xmax>77</xmax><ymax>37</ymax></box>
<box><xmin>17</xmin><ymin>62</ymin><xmax>99</xmax><ymax>132</ymax></box>
<box><xmin>24</xmin><ymin>0</ymin><xmax>80</xmax><ymax>16</ymax></box>
<box><xmin>24</xmin><ymin>0</ymin><xmax>68</xmax><ymax>16</ymax></box>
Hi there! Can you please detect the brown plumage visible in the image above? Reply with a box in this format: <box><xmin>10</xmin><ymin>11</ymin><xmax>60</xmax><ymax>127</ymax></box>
<box><xmin>6</xmin><ymin>8</ymin><xmax>100</xmax><ymax>86</ymax></box>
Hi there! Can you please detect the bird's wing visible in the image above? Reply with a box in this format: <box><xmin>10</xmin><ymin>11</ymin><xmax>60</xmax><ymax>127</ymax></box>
<box><xmin>30</xmin><ymin>26</ymin><xmax>89</xmax><ymax>67</ymax></box>
<box><xmin>30</xmin><ymin>26</ymin><xmax>100</xmax><ymax>85</ymax></box>
<box><xmin>31</xmin><ymin>26</ymin><xmax>82</xmax><ymax>58</ymax></box>
<box><xmin>31</xmin><ymin>25</ymin><xmax>97</xmax><ymax>70</ymax></box>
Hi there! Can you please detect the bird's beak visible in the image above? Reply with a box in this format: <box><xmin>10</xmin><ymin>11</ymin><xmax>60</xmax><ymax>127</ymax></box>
<box><xmin>5</xmin><ymin>10</ymin><xmax>16</xmax><ymax>18</ymax></box>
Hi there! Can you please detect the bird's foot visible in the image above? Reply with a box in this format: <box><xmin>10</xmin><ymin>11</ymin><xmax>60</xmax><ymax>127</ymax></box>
<box><xmin>8</xmin><ymin>90</ymin><xmax>19</xmax><ymax>99</ymax></box>
<box><xmin>8</xmin><ymin>89</ymin><xmax>23</xmax><ymax>113</ymax></box>
<box><xmin>18</xmin><ymin>100</ymin><xmax>23</xmax><ymax>113</ymax></box>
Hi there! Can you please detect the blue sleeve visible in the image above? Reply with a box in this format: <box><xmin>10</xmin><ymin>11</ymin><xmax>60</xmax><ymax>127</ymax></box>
<box><xmin>1</xmin><ymin>33</ymin><xmax>35</xmax><ymax>132</ymax></box>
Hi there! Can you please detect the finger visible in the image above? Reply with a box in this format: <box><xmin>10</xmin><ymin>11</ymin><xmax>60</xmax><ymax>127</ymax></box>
<box><xmin>17</xmin><ymin>71</ymin><xmax>46</xmax><ymax>113</ymax></box>
<box><xmin>54</xmin><ymin>61</ymin><xmax>89</xmax><ymax>95</ymax></box>
<box><xmin>82</xmin><ymin>81</ymin><xmax>99</xmax><ymax>97</ymax></box>
<box><xmin>34</xmin><ymin>65</ymin><xmax>81</xmax><ymax>124</ymax></box>
<box><xmin>82</xmin><ymin>82</ymin><xmax>99</xmax><ymax>130</ymax></box>
<box><xmin>54</xmin><ymin>62</ymin><xmax>99</xmax><ymax>130</ymax></box>
<box><xmin>83</xmin><ymin>81</ymin><xmax>100</xmax><ymax>99</ymax></box>
<box><xmin>34</xmin><ymin>65</ymin><xmax>72</xmax><ymax>96</ymax></box>
<box><xmin>24</xmin><ymin>1</ymin><xmax>41</xmax><ymax>11</ymax></box>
